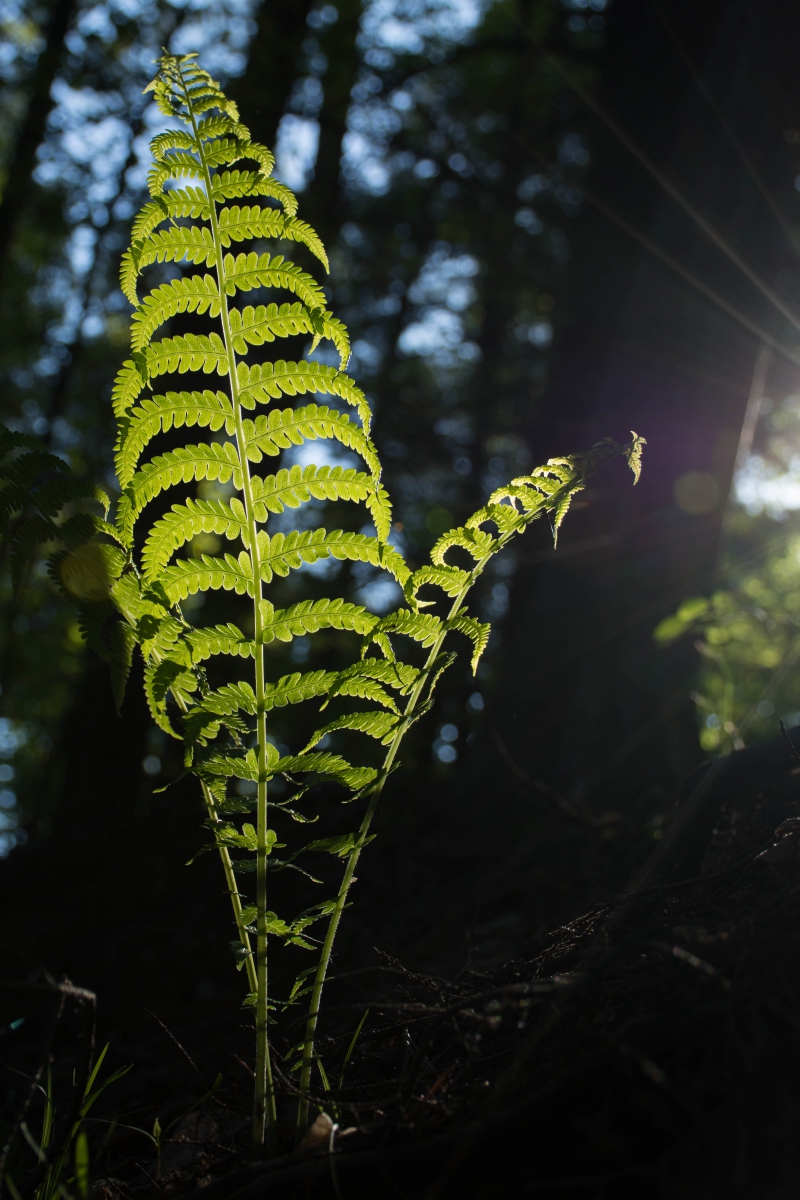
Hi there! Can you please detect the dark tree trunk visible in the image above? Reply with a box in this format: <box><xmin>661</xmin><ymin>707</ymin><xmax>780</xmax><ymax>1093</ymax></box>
<box><xmin>228</xmin><ymin>0</ymin><xmax>315</xmax><ymax>148</ymax></box>
<box><xmin>0</xmin><ymin>0</ymin><xmax>75</xmax><ymax>280</ymax></box>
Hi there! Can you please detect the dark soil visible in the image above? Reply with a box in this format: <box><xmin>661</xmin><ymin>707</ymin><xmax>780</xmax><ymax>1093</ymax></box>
<box><xmin>4</xmin><ymin>733</ymin><xmax>800</xmax><ymax>1199</ymax></box>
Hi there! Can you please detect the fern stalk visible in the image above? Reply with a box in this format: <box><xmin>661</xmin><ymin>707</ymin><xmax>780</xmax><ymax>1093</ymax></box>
<box><xmin>178</xmin><ymin>71</ymin><xmax>276</xmax><ymax>1146</ymax></box>
<box><xmin>294</xmin><ymin>434</ymin><xmax>645</xmax><ymax>1134</ymax></box>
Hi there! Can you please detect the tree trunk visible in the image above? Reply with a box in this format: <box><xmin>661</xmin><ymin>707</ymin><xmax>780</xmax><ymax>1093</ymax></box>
<box><xmin>0</xmin><ymin>0</ymin><xmax>75</xmax><ymax>280</ymax></box>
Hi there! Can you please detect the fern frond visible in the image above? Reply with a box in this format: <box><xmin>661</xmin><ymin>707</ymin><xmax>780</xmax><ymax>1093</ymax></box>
<box><xmin>118</xmin><ymin>441</ymin><xmax>241</xmax><ymax>539</ymax></box>
<box><xmin>186</xmin><ymin>622</ymin><xmax>254</xmax><ymax>661</ymax></box>
<box><xmin>145</xmin><ymin>331</ymin><xmax>229</xmax><ymax>379</ymax></box>
<box><xmin>242</xmin><ymin>406</ymin><xmax>380</xmax><ymax>475</ymax></box>
<box><xmin>162</xmin><ymin>550</ymin><xmax>254</xmax><ymax>601</ymax></box>
<box><xmin>365</xmin><ymin>609</ymin><xmax>443</xmax><ymax>649</ymax></box>
<box><xmin>257</xmin><ymin>528</ymin><xmax>409</xmax><ymax>585</ymax></box>
<box><xmin>325</xmin><ymin>657</ymin><xmax>420</xmax><ymax>709</ymax></box>
<box><xmin>250</xmin><ymin>464</ymin><xmax>373</xmax><ymax>517</ymax></box>
<box><xmin>130</xmin><ymin>191</ymin><xmax>211</xmax><ymax>244</ymax></box>
<box><xmin>227</xmin><ymin>303</ymin><xmax>322</xmax><ymax>354</ymax></box>
<box><xmin>144</xmin><ymin>656</ymin><xmax>197</xmax><ymax>735</ymax></box>
<box><xmin>210</xmin><ymin>171</ymin><xmax>297</xmax><ymax>214</ymax></box>
<box><xmin>263</xmin><ymin>670</ymin><xmax>337</xmax><ymax>710</ymax></box>
<box><xmin>238</xmin><ymin>363</ymin><xmax>371</xmax><ymax>430</ymax></box>
<box><xmin>183</xmin><ymin>680</ymin><xmax>258</xmax><ymax>744</ymax></box>
<box><xmin>142</xmin><ymin>496</ymin><xmax>247</xmax><ymax>581</ymax></box>
<box><xmin>275</xmin><ymin>753</ymin><xmax>377</xmax><ymax>791</ymax></box>
<box><xmin>147</xmin><ymin>152</ymin><xmax>206</xmax><ymax>197</ymax></box>
<box><xmin>131</xmin><ymin>275</ymin><xmax>220</xmax><ymax>351</ymax></box>
<box><xmin>445</xmin><ymin>610</ymin><xmax>491</xmax><ymax>674</ymax></box>
<box><xmin>115</xmin><ymin>390</ymin><xmax>234</xmax><ymax>487</ymax></box>
<box><xmin>404</xmin><ymin>564</ymin><xmax>471</xmax><ymax>608</ymax></box>
<box><xmin>302</xmin><ymin>711</ymin><xmax>399</xmax><ymax>752</ymax></box>
<box><xmin>218</xmin><ymin>207</ymin><xmax>328</xmax><ymax>270</ymax></box>
<box><xmin>111</xmin><ymin>359</ymin><xmax>147</xmax><ymax>417</ymax></box>
<box><xmin>221</xmin><ymin>252</ymin><xmax>327</xmax><ymax>314</ymax></box>
<box><xmin>259</xmin><ymin>598</ymin><xmax>377</xmax><ymax>644</ymax></box>
<box><xmin>431</xmin><ymin>525</ymin><xmax>497</xmax><ymax>566</ymax></box>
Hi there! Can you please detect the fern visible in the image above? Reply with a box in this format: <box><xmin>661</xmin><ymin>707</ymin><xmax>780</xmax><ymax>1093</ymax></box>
<box><xmin>98</xmin><ymin>52</ymin><xmax>411</xmax><ymax>1150</ymax></box>
<box><xmin>0</xmin><ymin>54</ymin><xmax>645</xmax><ymax>1152</ymax></box>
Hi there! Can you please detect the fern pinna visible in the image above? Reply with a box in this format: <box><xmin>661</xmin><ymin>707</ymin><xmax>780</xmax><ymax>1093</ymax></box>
<box><xmin>63</xmin><ymin>53</ymin><xmax>644</xmax><ymax>1152</ymax></box>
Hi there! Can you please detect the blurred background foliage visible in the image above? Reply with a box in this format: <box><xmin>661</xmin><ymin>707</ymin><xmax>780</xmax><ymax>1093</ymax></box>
<box><xmin>656</xmin><ymin>390</ymin><xmax>800</xmax><ymax>756</ymax></box>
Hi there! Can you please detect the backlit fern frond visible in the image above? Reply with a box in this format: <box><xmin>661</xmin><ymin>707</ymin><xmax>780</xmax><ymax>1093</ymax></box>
<box><xmin>77</xmin><ymin>50</ymin><xmax>648</xmax><ymax>1147</ymax></box>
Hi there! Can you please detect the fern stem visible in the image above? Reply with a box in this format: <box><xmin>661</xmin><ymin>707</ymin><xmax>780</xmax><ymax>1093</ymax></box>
<box><xmin>162</xmin><ymin>682</ymin><xmax>258</xmax><ymax>998</ymax></box>
<box><xmin>201</xmin><ymin>781</ymin><xmax>258</xmax><ymax>996</ymax></box>
<box><xmin>181</xmin><ymin>83</ymin><xmax>276</xmax><ymax>1150</ymax></box>
<box><xmin>294</xmin><ymin>567</ymin><xmax>489</xmax><ymax>1137</ymax></box>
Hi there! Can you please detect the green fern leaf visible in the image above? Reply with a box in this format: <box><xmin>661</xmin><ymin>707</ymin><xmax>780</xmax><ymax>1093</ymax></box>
<box><xmin>446</xmin><ymin>609</ymin><xmax>491</xmax><ymax>674</ymax></box>
<box><xmin>130</xmin><ymin>190</ymin><xmax>211</xmax><ymax>243</ymax></box>
<box><xmin>147</xmin><ymin>151</ymin><xmax>206</xmax><ymax>197</ymax></box>
<box><xmin>431</xmin><ymin>525</ymin><xmax>497</xmax><ymax>566</ymax></box>
<box><xmin>276</xmin><ymin>754</ymin><xmax>377</xmax><ymax>791</ymax></box>
<box><xmin>365</xmin><ymin>481</ymin><xmax>393</xmax><ymax>543</ymax></box>
<box><xmin>186</xmin><ymin>622</ymin><xmax>254</xmax><ymax>662</ymax></box>
<box><xmin>263</xmin><ymin>669</ymin><xmax>337</xmax><ymax>710</ymax></box>
<box><xmin>221</xmin><ymin>252</ymin><xmax>327</xmax><ymax>314</ymax></box>
<box><xmin>250</xmin><ymin>464</ymin><xmax>373</xmax><ymax>517</ymax></box>
<box><xmin>210</xmin><ymin>171</ymin><xmax>298</xmax><ymax>215</ymax></box>
<box><xmin>404</xmin><ymin>565</ymin><xmax>471</xmax><ymax>608</ymax></box>
<box><xmin>237</xmin><ymin>361</ymin><xmax>371</xmax><ymax>430</ymax></box>
<box><xmin>259</xmin><ymin>598</ymin><xmax>377</xmax><ymax>644</ymax></box>
<box><xmin>367</xmin><ymin>609</ymin><xmax>443</xmax><ymax>648</ymax></box>
<box><xmin>118</xmin><ymin>441</ymin><xmax>241</xmax><ymax>538</ymax></box>
<box><xmin>162</xmin><ymin>550</ymin><xmax>254</xmax><ymax>601</ymax></box>
<box><xmin>131</xmin><ymin>275</ymin><xmax>220</xmax><ymax>351</ymax></box>
<box><xmin>302</xmin><ymin>711</ymin><xmax>399</xmax><ymax>752</ymax></box>
<box><xmin>218</xmin><ymin>207</ymin><xmax>328</xmax><ymax>270</ymax></box>
<box><xmin>257</xmin><ymin>528</ymin><xmax>409</xmax><ymax>585</ymax></box>
<box><xmin>115</xmin><ymin>390</ymin><xmax>234</xmax><ymax>487</ymax></box>
<box><xmin>145</xmin><ymin>331</ymin><xmax>229</xmax><ymax>379</ymax></box>
<box><xmin>144</xmin><ymin>657</ymin><xmax>197</xmax><ymax>735</ymax></box>
<box><xmin>142</xmin><ymin>496</ymin><xmax>247</xmax><ymax>581</ymax></box>
<box><xmin>242</xmin><ymin>405</ymin><xmax>380</xmax><ymax>475</ymax></box>
<box><xmin>111</xmin><ymin>359</ymin><xmax>148</xmax><ymax>417</ymax></box>
<box><xmin>227</xmin><ymin>303</ymin><xmax>321</xmax><ymax>354</ymax></box>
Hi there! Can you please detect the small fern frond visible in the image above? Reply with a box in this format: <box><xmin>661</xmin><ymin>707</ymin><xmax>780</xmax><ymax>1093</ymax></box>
<box><xmin>259</xmin><ymin>598</ymin><xmax>376</xmax><ymax>644</ymax></box>
<box><xmin>118</xmin><ymin>441</ymin><xmax>241</xmax><ymax>539</ymax></box>
<box><xmin>145</xmin><ymin>331</ymin><xmax>229</xmax><ymax>379</ymax></box>
<box><xmin>186</xmin><ymin>622</ymin><xmax>254</xmax><ymax>661</ymax></box>
<box><xmin>242</xmin><ymin>406</ymin><xmax>379</xmax><ymax>475</ymax></box>
<box><xmin>445</xmin><ymin>610</ymin><xmax>491</xmax><ymax>675</ymax></box>
<box><xmin>302</xmin><ymin>711</ymin><xmax>399</xmax><ymax>752</ymax></box>
<box><xmin>250</xmin><ymin>464</ymin><xmax>373</xmax><ymax>516</ymax></box>
<box><xmin>218</xmin><ymin>208</ymin><xmax>328</xmax><ymax>270</ymax></box>
<box><xmin>431</xmin><ymin>525</ymin><xmax>497</xmax><ymax>567</ymax></box>
<box><xmin>257</xmin><ymin>528</ymin><xmax>409</xmax><ymax>585</ymax></box>
<box><xmin>222</xmin><ymin>250</ymin><xmax>326</xmax><ymax>309</ymax></box>
<box><xmin>238</xmin><ymin>361</ymin><xmax>370</xmax><ymax>430</ymax></box>
<box><xmin>210</xmin><ymin>171</ymin><xmax>297</xmax><ymax>214</ymax></box>
<box><xmin>404</xmin><ymin>565</ymin><xmax>471</xmax><ymax>608</ymax></box>
<box><xmin>364</xmin><ymin>609</ymin><xmax>443</xmax><ymax>651</ymax></box>
<box><xmin>131</xmin><ymin>275</ymin><xmax>220</xmax><ymax>351</ymax></box>
<box><xmin>227</xmin><ymin>303</ymin><xmax>323</xmax><ymax>354</ymax></box>
<box><xmin>115</xmin><ymin>390</ymin><xmax>234</xmax><ymax>487</ymax></box>
<box><xmin>162</xmin><ymin>550</ymin><xmax>254</xmax><ymax>601</ymax></box>
<box><xmin>142</xmin><ymin>496</ymin><xmax>247</xmax><ymax>581</ymax></box>
<box><xmin>276</xmin><ymin>753</ymin><xmax>377</xmax><ymax>792</ymax></box>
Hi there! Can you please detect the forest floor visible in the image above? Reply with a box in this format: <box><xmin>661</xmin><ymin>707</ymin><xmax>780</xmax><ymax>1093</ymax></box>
<box><xmin>3</xmin><ymin>733</ymin><xmax>800</xmax><ymax>1199</ymax></box>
